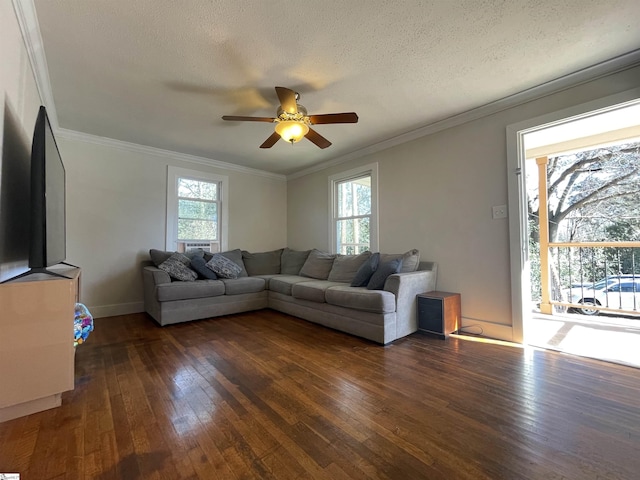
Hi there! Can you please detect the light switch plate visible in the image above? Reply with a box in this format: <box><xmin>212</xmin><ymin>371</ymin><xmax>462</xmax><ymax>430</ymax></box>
<box><xmin>492</xmin><ymin>205</ymin><xmax>507</xmax><ymax>219</ymax></box>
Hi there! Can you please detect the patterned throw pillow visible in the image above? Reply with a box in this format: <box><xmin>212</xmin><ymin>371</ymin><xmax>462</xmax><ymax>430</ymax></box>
<box><xmin>206</xmin><ymin>254</ymin><xmax>242</xmax><ymax>279</ymax></box>
<box><xmin>158</xmin><ymin>253</ymin><xmax>198</xmax><ymax>281</ymax></box>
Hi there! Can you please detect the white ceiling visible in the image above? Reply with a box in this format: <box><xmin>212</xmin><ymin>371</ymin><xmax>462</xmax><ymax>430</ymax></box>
<box><xmin>31</xmin><ymin>0</ymin><xmax>640</xmax><ymax>176</ymax></box>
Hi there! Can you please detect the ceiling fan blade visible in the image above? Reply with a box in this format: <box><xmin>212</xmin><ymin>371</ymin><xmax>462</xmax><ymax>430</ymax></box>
<box><xmin>275</xmin><ymin>86</ymin><xmax>298</xmax><ymax>114</ymax></box>
<box><xmin>305</xmin><ymin>128</ymin><xmax>332</xmax><ymax>149</ymax></box>
<box><xmin>308</xmin><ymin>112</ymin><xmax>359</xmax><ymax>124</ymax></box>
<box><xmin>260</xmin><ymin>132</ymin><xmax>281</xmax><ymax>149</ymax></box>
<box><xmin>222</xmin><ymin>115</ymin><xmax>275</xmax><ymax>122</ymax></box>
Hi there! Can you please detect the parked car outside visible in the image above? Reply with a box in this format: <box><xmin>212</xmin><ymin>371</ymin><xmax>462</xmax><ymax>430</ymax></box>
<box><xmin>565</xmin><ymin>277</ymin><xmax>640</xmax><ymax>315</ymax></box>
<box><xmin>568</xmin><ymin>274</ymin><xmax>638</xmax><ymax>290</ymax></box>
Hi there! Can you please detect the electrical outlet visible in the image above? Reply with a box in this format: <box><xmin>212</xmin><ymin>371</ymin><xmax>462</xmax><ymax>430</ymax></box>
<box><xmin>492</xmin><ymin>205</ymin><xmax>507</xmax><ymax>219</ymax></box>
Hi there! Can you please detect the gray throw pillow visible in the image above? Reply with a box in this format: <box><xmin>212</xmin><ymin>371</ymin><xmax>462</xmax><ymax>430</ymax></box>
<box><xmin>149</xmin><ymin>249</ymin><xmax>174</xmax><ymax>267</ymax></box>
<box><xmin>299</xmin><ymin>249</ymin><xmax>336</xmax><ymax>280</ymax></box>
<box><xmin>242</xmin><ymin>249</ymin><xmax>283</xmax><ymax>275</ymax></box>
<box><xmin>206</xmin><ymin>254</ymin><xmax>242</xmax><ymax>279</ymax></box>
<box><xmin>281</xmin><ymin>248</ymin><xmax>311</xmax><ymax>275</ymax></box>
<box><xmin>190</xmin><ymin>255</ymin><xmax>218</xmax><ymax>279</ymax></box>
<box><xmin>350</xmin><ymin>252</ymin><xmax>380</xmax><ymax>287</ymax></box>
<box><xmin>328</xmin><ymin>251</ymin><xmax>372</xmax><ymax>283</ymax></box>
<box><xmin>366</xmin><ymin>258</ymin><xmax>403</xmax><ymax>290</ymax></box>
<box><xmin>184</xmin><ymin>249</ymin><xmax>205</xmax><ymax>260</ymax></box>
<box><xmin>379</xmin><ymin>249</ymin><xmax>420</xmax><ymax>273</ymax></box>
<box><xmin>158</xmin><ymin>253</ymin><xmax>198</xmax><ymax>281</ymax></box>
<box><xmin>220</xmin><ymin>249</ymin><xmax>248</xmax><ymax>277</ymax></box>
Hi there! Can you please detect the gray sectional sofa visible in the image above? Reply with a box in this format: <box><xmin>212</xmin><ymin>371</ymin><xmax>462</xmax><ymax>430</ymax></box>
<box><xmin>142</xmin><ymin>248</ymin><xmax>437</xmax><ymax>344</ymax></box>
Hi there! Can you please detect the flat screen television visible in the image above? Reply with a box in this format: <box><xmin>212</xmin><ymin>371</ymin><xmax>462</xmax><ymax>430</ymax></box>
<box><xmin>1</xmin><ymin>105</ymin><xmax>72</xmax><ymax>282</ymax></box>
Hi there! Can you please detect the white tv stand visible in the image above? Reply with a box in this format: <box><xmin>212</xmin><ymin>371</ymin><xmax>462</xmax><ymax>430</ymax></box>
<box><xmin>0</xmin><ymin>266</ymin><xmax>80</xmax><ymax>422</ymax></box>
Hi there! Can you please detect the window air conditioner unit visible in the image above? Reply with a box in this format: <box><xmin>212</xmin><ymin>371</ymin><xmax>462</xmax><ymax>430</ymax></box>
<box><xmin>184</xmin><ymin>242</ymin><xmax>211</xmax><ymax>252</ymax></box>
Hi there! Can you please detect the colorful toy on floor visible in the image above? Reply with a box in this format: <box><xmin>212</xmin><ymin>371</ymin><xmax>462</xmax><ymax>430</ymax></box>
<box><xmin>74</xmin><ymin>303</ymin><xmax>94</xmax><ymax>347</ymax></box>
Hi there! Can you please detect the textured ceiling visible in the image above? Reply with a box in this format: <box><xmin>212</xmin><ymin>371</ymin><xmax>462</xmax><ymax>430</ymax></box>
<box><xmin>33</xmin><ymin>0</ymin><xmax>640</xmax><ymax>175</ymax></box>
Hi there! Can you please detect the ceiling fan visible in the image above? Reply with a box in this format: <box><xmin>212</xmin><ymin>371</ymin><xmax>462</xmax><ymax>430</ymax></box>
<box><xmin>222</xmin><ymin>86</ymin><xmax>358</xmax><ymax>149</ymax></box>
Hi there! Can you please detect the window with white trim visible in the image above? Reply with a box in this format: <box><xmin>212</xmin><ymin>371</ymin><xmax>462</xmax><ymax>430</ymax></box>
<box><xmin>166</xmin><ymin>166</ymin><xmax>228</xmax><ymax>253</ymax></box>
<box><xmin>329</xmin><ymin>163</ymin><xmax>378</xmax><ymax>254</ymax></box>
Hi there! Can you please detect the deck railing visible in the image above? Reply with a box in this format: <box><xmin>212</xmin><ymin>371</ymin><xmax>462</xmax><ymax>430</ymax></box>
<box><xmin>541</xmin><ymin>242</ymin><xmax>640</xmax><ymax>315</ymax></box>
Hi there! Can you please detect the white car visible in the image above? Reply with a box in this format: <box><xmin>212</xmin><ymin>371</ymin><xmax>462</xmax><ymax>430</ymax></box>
<box><xmin>566</xmin><ymin>278</ymin><xmax>640</xmax><ymax>315</ymax></box>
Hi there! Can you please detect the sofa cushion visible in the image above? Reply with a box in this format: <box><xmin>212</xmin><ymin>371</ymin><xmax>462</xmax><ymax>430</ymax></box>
<box><xmin>221</xmin><ymin>277</ymin><xmax>266</xmax><ymax>295</ymax></box>
<box><xmin>242</xmin><ymin>249</ymin><xmax>283</xmax><ymax>275</ymax></box>
<box><xmin>220</xmin><ymin>249</ymin><xmax>248</xmax><ymax>277</ymax></box>
<box><xmin>328</xmin><ymin>251</ymin><xmax>372</xmax><ymax>283</ymax></box>
<box><xmin>299</xmin><ymin>249</ymin><xmax>336</xmax><ymax>280</ymax></box>
<box><xmin>269</xmin><ymin>275</ymin><xmax>314</xmax><ymax>296</ymax></box>
<box><xmin>206</xmin><ymin>254</ymin><xmax>242</xmax><ymax>279</ymax></box>
<box><xmin>156</xmin><ymin>279</ymin><xmax>225</xmax><ymax>302</ymax></box>
<box><xmin>379</xmin><ymin>249</ymin><xmax>420</xmax><ymax>273</ymax></box>
<box><xmin>350</xmin><ymin>252</ymin><xmax>380</xmax><ymax>287</ymax></box>
<box><xmin>291</xmin><ymin>280</ymin><xmax>346</xmax><ymax>303</ymax></box>
<box><xmin>280</xmin><ymin>248</ymin><xmax>311</xmax><ymax>275</ymax></box>
<box><xmin>158</xmin><ymin>253</ymin><xmax>198</xmax><ymax>281</ymax></box>
<box><xmin>325</xmin><ymin>286</ymin><xmax>396</xmax><ymax>314</ymax></box>
<box><xmin>190</xmin><ymin>255</ymin><xmax>218</xmax><ymax>280</ymax></box>
<box><xmin>367</xmin><ymin>258</ymin><xmax>403</xmax><ymax>290</ymax></box>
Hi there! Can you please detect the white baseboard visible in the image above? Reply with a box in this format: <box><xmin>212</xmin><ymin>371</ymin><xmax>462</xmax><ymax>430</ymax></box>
<box><xmin>87</xmin><ymin>302</ymin><xmax>144</xmax><ymax>319</ymax></box>
<box><xmin>458</xmin><ymin>317</ymin><xmax>515</xmax><ymax>342</ymax></box>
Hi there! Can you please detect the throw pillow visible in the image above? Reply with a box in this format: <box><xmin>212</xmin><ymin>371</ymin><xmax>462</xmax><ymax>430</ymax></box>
<box><xmin>299</xmin><ymin>249</ymin><xmax>336</xmax><ymax>280</ymax></box>
<box><xmin>366</xmin><ymin>258</ymin><xmax>403</xmax><ymax>290</ymax></box>
<box><xmin>149</xmin><ymin>249</ymin><xmax>174</xmax><ymax>267</ymax></box>
<box><xmin>206</xmin><ymin>254</ymin><xmax>242</xmax><ymax>279</ymax></box>
<box><xmin>184</xmin><ymin>249</ymin><xmax>205</xmax><ymax>261</ymax></box>
<box><xmin>327</xmin><ymin>251</ymin><xmax>372</xmax><ymax>283</ymax></box>
<box><xmin>220</xmin><ymin>249</ymin><xmax>248</xmax><ymax>277</ymax></box>
<box><xmin>158</xmin><ymin>253</ymin><xmax>198</xmax><ymax>281</ymax></box>
<box><xmin>350</xmin><ymin>252</ymin><xmax>380</xmax><ymax>287</ymax></box>
<box><xmin>190</xmin><ymin>255</ymin><xmax>218</xmax><ymax>280</ymax></box>
<box><xmin>379</xmin><ymin>249</ymin><xmax>420</xmax><ymax>273</ymax></box>
<box><xmin>281</xmin><ymin>248</ymin><xmax>311</xmax><ymax>275</ymax></box>
<box><xmin>242</xmin><ymin>249</ymin><xmax>283</xmax><ymax>275</ymax></box>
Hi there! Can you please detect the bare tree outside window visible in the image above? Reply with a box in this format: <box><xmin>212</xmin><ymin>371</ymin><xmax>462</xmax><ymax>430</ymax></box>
<box><xmin>527</xmin><ymin>141</ymin><xmax>640</xmax><ymax>303</ymax></box>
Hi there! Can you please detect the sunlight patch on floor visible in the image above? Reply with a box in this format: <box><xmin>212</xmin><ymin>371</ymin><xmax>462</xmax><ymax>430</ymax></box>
<box><xmin>451</xmin><ymin>333</ymin><xmax>524</xmax><ymax>349</ymax></box>
<box><xmin>526</xmin><ymin>315</ymin><xmax>640</xmax><ymax>368</ymax></box>
<box><xmin>558</xmin><ymin>326</ymin><xmax>640</xmax><ymax>366</ymax></box>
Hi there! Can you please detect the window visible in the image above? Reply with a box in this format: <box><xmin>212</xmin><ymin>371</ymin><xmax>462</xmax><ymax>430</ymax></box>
<box><xmin>329</xmin><ymin>163</ymin><xmax>378</xmax><ymax>254</ymax></box>
<box><xmin>166</xmin><ymin>166</ymin><xmax>228</xmax><ymax>253</ymax></box>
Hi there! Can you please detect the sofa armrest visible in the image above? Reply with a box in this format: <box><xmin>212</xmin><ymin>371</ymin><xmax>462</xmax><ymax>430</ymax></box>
<box><xmin>143</xmin><ymin>265</ymin><xmax>171</xmax><ymax>285</ymax></box>
<box><xmin>384</xmin><ymin>266</ymin><xmax>438</xmax><ymax>340</ymax></box>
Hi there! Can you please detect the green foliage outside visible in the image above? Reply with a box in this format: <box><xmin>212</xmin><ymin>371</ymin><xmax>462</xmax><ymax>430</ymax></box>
<box><xmin>337</xmin><ymin>178</ymin><xmax>371</xmax><ymax>253</ymax></box>
<box><xmin>177</xmin><ymin>178</ymin><xmax>219</xmax><ymax>241</ymax></box>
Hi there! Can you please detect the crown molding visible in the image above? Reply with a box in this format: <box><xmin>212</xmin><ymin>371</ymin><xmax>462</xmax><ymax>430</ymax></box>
<box><xmin>287</xmin><ymin>49</ymin><xmax>640</xmax><ymax>181</ymax></box>
<box><xmin>56</xmin><ymin>128</ymin><xmax>286</xmax><ymax>181</ymax></box>
<box><xmin>12</xmin><ymin>0</ymin><xmax>58</xmax><ymax>129</ymax></box>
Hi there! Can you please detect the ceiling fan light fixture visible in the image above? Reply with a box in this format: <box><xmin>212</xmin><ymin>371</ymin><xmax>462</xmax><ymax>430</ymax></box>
<box><xmin>275</xmin><ymin>120</ymin><xmax>309</xmax><ymax>144</ymax></box>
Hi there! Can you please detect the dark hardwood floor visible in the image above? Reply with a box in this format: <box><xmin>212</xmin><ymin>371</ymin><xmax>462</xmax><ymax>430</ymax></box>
<box><xmin>1</xmin><ymin>310</ymin><xmax>639</xmax><ymax>479</ymax></box>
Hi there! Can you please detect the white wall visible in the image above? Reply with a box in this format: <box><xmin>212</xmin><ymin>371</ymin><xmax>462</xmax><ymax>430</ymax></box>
<box><xmin>59</xmin><ymin>137</ymin><xmax>287</xmax><ymax>317</ymax></box>
<box><xmin>287</xmin><ymin>65</ymin><xmax>640</xmax><ymax>340</ymax></box>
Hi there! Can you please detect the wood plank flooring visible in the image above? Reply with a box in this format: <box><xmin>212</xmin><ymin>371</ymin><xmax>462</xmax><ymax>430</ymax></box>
<box><xmin>1</xmin><ymin>309</ymin><xmax>639</xmax><ymax>479</ymax></box>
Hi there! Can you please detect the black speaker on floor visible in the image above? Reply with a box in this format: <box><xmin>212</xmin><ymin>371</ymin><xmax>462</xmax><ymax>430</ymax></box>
<box><xmin>416</xmin><ymin>292</ymin><xmax>461</xmax><ymax>339</ymax></box>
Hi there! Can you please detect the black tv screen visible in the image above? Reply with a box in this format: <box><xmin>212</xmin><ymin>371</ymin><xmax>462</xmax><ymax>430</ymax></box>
<box><xmin>29</xmin><ymin>105</ymin><xmax>66</xmax><ymax>269</ymax></box>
